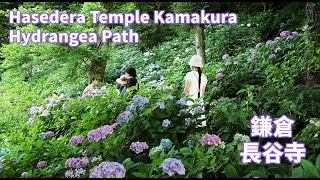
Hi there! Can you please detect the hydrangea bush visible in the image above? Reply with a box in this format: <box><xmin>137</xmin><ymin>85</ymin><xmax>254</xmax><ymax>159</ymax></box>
<box><xmin>0</xmin><ymin>6</ymin><xmax>319</xmax><ymax>178</ymax></box>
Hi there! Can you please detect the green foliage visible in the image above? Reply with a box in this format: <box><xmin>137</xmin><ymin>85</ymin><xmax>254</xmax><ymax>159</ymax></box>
<box><xmin>0</xmin><ymin>2</ymin><xmax>319</xmax><ymax>179</ymax></box>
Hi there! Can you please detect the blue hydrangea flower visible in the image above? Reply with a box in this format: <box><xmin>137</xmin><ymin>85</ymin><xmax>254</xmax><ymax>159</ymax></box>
<box><xmin>133</xmin><ymin>95</ymin><xmax>150</xmax><ymax>107</ymax></box>
<box><xmin>194</xmin><ymin>106</ymin><xmax>205</xmax><ymax>114</ymax></box>
<box><xmin>179</xmin><ymin>109</ymin><xmax>187</xmax><ymax>114</ymax></box>
<box><xmin>292</xmin><ymin>31</ymin><xmax>299</xmax><ymax>37</ymax></box>
<box><xmin>160</xmin><ymin>139</ymin><xmax>173</xmax><ymax>151</ymax></box>
<box><xmin>167</xmin><ymin>95</ymin><xmax>174</xmax><ymax>100</ymax></box>
<box><xmin>125</xmin><ymin>104</ymin><xmax>136</xmax><ymax>112</ymax></box>
<box><xmin>266</xmin><ymin>40</ymin><xmax>274</xmax><ymax>45</ymax></box>
<box><xmin>269</xmin><ymin>54</ymin><xmax>276</xmax><ymax>59</ymax></box>
<box><xmin>176</xmin><ymin>98</ymin><xmax>187</xmax><ymax>105</ymax></box>
<box><xmin>255</xmin><ymin>43</ymin><xmax>264</xmax><ymax>48</ymax></box>
<box><xmin>156</xmin><ymin>102</ymin><xmax>165</xmax><ymax>109</ymax></box>
<box><xmin>275</xmin><ymin>47</ymin><xmax>282</xmax><ymax>54</ymax></box>
<box><xmin>116</xmin><ymin>111</ymin><xmax>132</xmax><ymax>125</ymax></box>
<box><xmin>162</xmin><ymin>119</ymin><xmax>171</xmax><ymax>127</ymax></box>
<box><xmin>160</xmin><ymin>158</ymin><xmax>185</xmax><ymax>176</ymax></box>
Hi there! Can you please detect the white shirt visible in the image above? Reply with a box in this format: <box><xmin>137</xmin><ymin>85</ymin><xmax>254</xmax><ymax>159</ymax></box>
<box><xmin>185</xmin><ymin>71</ymin><xmax>208</xmax><ymax>100</ymax></box>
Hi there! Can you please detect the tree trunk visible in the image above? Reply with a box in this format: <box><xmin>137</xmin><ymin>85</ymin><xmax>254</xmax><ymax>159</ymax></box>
<box><xmin>87</xmin><ymin>24</ymin><xmax>109</xmax><ymax>84</ymax></box>
<box><xmin>195</xmin><ymin>24</ymin><xmax>206</xmax><ymax>64</ymax></box>
<box><xmin>262</xmin><ymin>2</ymin><xmax>266</xmax><ymax>12</ymax></box>
<box><xmin>306</xmin><ymin>2</ymin><xmax>320</xmax><ymax>50</ymax></box>
<box><xmin>305</xmin><ymin>2</ymin><xmax>320</xmax><ymax>86</ymax></box>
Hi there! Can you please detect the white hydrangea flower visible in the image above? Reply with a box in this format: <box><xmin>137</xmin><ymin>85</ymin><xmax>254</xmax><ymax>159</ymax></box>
<box><xmin>234</xmin><ymin>133</ymin><xmax>251</xmax><ymax>142</ymax></box>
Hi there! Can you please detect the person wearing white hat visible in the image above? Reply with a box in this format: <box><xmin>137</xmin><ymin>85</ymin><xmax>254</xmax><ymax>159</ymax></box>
<box><xmin>115</xmin><ymin>67</ymin><xmax>138</xmax><ymax>95</ymax></box>
<box><xmin>116</xmin><ymin>74</ymin><xmax>130</xmax><ymax>94</ymax></box>
<box><xmin>184</xmin><ymin>55</ymin><xmax>208</xmax><ymax>127</ymax></box>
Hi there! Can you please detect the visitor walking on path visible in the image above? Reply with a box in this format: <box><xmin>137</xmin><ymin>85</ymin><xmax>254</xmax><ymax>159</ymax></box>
<box><xmin>184</xmin><ymin>55</ymin><xmax>208</xmax><ymax>127</ymax></box>
<box><xmin>82</xmin><ymin>78</ymin><xmax>101</xmax><ymax>97</ymax></box>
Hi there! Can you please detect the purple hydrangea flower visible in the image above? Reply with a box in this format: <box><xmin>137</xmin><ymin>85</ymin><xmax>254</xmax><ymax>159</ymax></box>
<box><xmin>116</xmin><ymin>111</ymin><xmax>133</xmax><ymax>125</ymax></box>
<box><xmin>292</xmin><ymin>31</ymin><xmax>299</xmax><ymax>37</ymax></box>
<box><xmin>194</xmin><ymin>106</ymin><xmax>205</xmax><ymax>114</ymax></box>
<box><xmin>280</xmin><ymin>30</ymin><xmax>290</xmax><ymax>37</ymax></box>
<box><xmin>199</xmin><ymin>134</ymin><xmax>221</xmax><ymax>146</ymax></box>
<box><xmin>222</xmin><ymin>54</ymin><xmax>230</xmax><ymax>60</ymax></box>
<box><xmin>160</xmin><ymin>158</ymin><xmax>186</xmax><ymax>176</ymax></box>
<box><xmin>274</xmin><ymin>37</ymin><xmax>281</xmax><ymax>42</ymax></box>
<box><xmin>37</xmin><ymin>161</ymin><xmax>47</xmax><ymax>168</ymax></box>
<box><xmin>99</xmin><ymin>124</ymin><xmax>117</xmax><ymax>137</ymax></box>
<box><xmin>44</xmin><ymin>131</ymin><xmax>54</xmax><ymax>139</ymax></box>
<box><xmin>156</xmin><ymin>102</ymin><xmax>166</xmax><ymax>109</ymax></box>
<box><xmin>176</xmin><ymin>98</ymin><xmax>187</xmax><ymax>105</ymax></box>
<box><xmin>125</xmin><ymin>104</ymin><xmax>136</xmax><ymax>112</ymax></box>
<box><xmin>65</xmin><ymin>158</ymin><xmax>89</xmax><ymax>169</ymax></box>
<box><xmin>275</xmin><ymin>47</ymin><xmax>282</xmax><ymax>53</ymax></box>
<box><xmin>87</xmin><ymin>129</ymin><xmax>103</xmax><ymax>142</ymax></box>
<box><xmin>225</xmin><ymin>61</ymin><xmax>231</xmax><ymax>66</ymax></box>
<box><xmin>65</xmin><ymin>170</ymin><xmax>74</xmax><ymax>178</ymax></box>
<box><xmin>266</xmin><ymin>40</ymin><xmax>274</xmax><ymax>45</ymax></box>
<box><xmin>162</xmin><ymin>119</ymin><xmax>171</xmax><ymax>127</ymax></box>
<box><xmin>69</xmin><ymin>135</ymin><xmax>85</xmax><ymax>146</ymax></box>
<box><xmin>269</xmin><ymin>54</ymin><xmax>276</xmax><ymax>59</ymax></box>
<box><xmin>215</xmin><ymin>72</ymin><xmax>224</xmax><ymax>79</ymax></box>
<box><xmin>133</xmin><ymin>95</ymin><xmax>150</xmax><ymax>107</ymax></box>
<box><xmin>87</xmin><ymin>124</ymin><xmax>117</xmax><ymax>142</ymax></box>
<box><xmin>129</xmin><ymin>141</ymin><xmax>149</xmax><ymax>154</ymax></box>
<box><xmin>255</xmin><ymin>43</ymin><xmax>264</xmax><ymax>48</ymax></box>
<box><xmin>286</xmin><ymin>35</ymin><xmax>293</xmax><ymax>41</ymax></box>
<box><xmin>167</xmin><ymin>95</ymin><xmax>174</xmax><ymax>100</ymax></box>
<box><xmin>233</xmin><ymin>60</ymin><xmax>239</xmax><ymax>65</ymax></box>
<box><xmin>82</xmin><ymin>148</ymin><xmax>91</xmax><ymax>156</ymax></box>
<box><xmin>89</xmin><ymin>162</ymin><xmax>126</xmax><ymax>178</ymax></box>
<box><xmin>251</xmin><ymin>61</ymin><xmax>257</xmax><ymax>65</ymax></box>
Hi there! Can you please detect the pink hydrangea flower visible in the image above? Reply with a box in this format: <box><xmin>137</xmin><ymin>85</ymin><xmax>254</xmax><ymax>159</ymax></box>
<box><xmin>216</xmin><ymin>72</ymin><xmax>224</xmax><ymax>79</ymax></box>
<box><xmin>280</xmin><ymin>30</ymin><xmax>290</xmax><ymax>37</ymax></box>
<box><xmin>69</xmin><ymin>135</ymin><xmax>85</xmax><ymax>146</ymax></box>
<box><xmin>129</xmin><ymin>141</ymin><xmax>149</xmax><ymax>154</ymax></box>
<box><xmin>199</xmin><ymin>134</ymin><xmax>221</xmax><ymax>146</ymax></box>
<box><xmin>222</xmin><ymin>54</ymin><xmax>230</xmax><ymax>60</ymax></box>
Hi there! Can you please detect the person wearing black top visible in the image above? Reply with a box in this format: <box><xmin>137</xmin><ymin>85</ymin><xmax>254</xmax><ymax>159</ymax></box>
<box><xmin>125</xmin><ymin>67</ymin><xmax>139</xmax><ymax>95</ymax></box>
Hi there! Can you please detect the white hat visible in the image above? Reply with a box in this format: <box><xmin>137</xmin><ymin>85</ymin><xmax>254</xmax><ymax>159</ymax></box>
<box><xmin>188</xmin><ymin>55</ymin><xmax>203</xmax><ymax>68</ymax></box>
<box><xmin>116</xmin><ymin>73</ymin><xmax>131</xmax><ymax>85</ymax></box>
